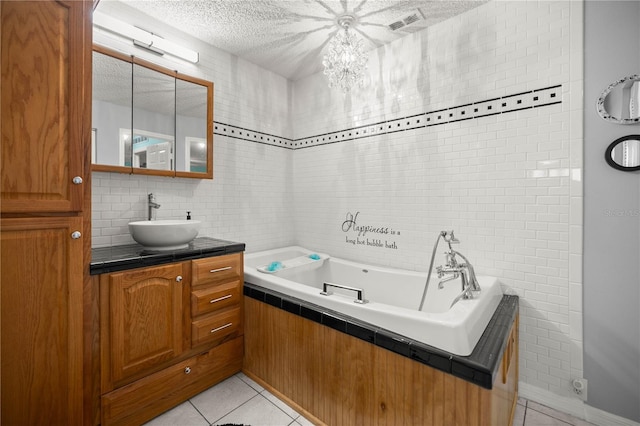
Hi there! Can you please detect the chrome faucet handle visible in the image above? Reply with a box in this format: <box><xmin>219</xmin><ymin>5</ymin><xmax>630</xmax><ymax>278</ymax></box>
<box><xmin>444</xmin><ymin>250</ymin><xmax>458</xmax><ymax>267</ymax></box>
<box><xmin>436</xmin><ymin>265</ymin><xmax>444</xmax><ymax>278</ymax></box>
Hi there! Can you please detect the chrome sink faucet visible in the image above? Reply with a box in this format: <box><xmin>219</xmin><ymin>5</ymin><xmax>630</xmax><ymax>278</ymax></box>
<box><xmin>148</xmin><ymin>193</ymin><xmax>161</xmax><ymax>220</ymax></box>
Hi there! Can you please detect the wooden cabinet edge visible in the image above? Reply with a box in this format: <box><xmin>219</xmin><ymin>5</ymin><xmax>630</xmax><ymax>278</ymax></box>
<box><xmin>490</xmin><ymin>313</ymin><xmax>519</xmax><ymax>426</ymax></box>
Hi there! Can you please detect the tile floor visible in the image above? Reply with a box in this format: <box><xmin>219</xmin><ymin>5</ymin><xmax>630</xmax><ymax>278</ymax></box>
<box><xmin>143</xmin><ymin>372</ymin><xmax>314</xmax><ymax>426</ymax></box>
<box><xmin>513</xmin><ymin>398</ymin><xmax>597</xmax><ymax>426</ymax></box>
<box><xmin>145</xmin><ymin>373</ymin><xmax>597</xmax><ymax>426</ymax></box>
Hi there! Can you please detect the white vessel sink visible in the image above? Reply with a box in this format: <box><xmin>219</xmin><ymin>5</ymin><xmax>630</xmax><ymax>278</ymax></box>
<box><xmin>129</xmin><ymin>220</ymin><xmax>201</xmax><ymax>250</ymax></box>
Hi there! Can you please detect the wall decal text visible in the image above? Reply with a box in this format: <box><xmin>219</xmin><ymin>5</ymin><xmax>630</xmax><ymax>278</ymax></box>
<box><xmin>342</xmin><ymin>212</ymin><xmax>399</xmax><ymax>249</ymax></box>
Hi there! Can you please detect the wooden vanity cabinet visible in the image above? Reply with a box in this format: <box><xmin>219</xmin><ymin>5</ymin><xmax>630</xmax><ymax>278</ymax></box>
<box><xmin>99</xmin><ymin>252</ymin><xmax>244</xmax><ymax>425</ymax></box>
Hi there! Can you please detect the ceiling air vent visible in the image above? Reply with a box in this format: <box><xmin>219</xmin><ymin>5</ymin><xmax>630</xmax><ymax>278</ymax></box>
<box><xmin>387</xmin><ymin>9</ymin><xmax>424</xmax><ymax>31</ymax></box>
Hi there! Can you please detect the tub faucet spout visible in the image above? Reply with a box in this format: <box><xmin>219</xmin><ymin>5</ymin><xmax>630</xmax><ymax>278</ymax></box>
<box><xmin>418</xmin><ymin>230</ymin><xmax>480</xmax><ymax>311</ymax></box>
<box><xmin>436</xmin><ymin>250</ymin><xmax>481</xmax><ymax>297</ymax></box>
<box><xmin>451</xmin><ymin>250</ymin><xmax>481</xmax><ymax>293</ymax></box>
<box><xmin>436</xmin><ymin>265</ymin><xmax>461</xmax><ymax>289</ymax></box>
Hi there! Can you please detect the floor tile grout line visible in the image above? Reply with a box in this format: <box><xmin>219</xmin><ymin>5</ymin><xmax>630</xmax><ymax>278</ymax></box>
<box><xmin>526</xmin><ymin>406</ymin><xmax>575</xmax><ymax>426</ymax></box>
<box><xmin>187</xmin><ymin>375</ymin><xmax>261</xmax><ymax>426</ymax></box>
<box><xmin>184</xmin><ymin>382</ymin><xmax>585</xmax><ymax>426</ymax></box>
<box><xmin>257</xmin><ymin>389</ymin><xmax>303</xmax><ymax>422</ymax></box>
<box><xmin>210</xmin><ymin>392</ymin><xmax>298</xmax><ymax>426</ymax></box>
<box><xmin>186</xmin><ymin>400</ymin><xmax>211</xmax><ymax>426</ymax></box>
<box><xmin>522</xmin><ymin>402</ymin><xmax>589</xmax><ymax>426</ymax></box>
<box><xmin>205</xmin><ymin>393</ymin><xmax>262</xmax><ymax>425</ymax></box>
<box><xmin>234</xmin><ymin>373</ymin><xmax>311</xmax><ymax>424</ymax></box>
<box><xmin>235</xmin><ymin>372</ymin><xmax>305</xmax><ymax>422</ymax></box>
<box><xmin>236</xmin><ymin>372</ymin><xmax>265</xmax><ymax>393</ymax></box>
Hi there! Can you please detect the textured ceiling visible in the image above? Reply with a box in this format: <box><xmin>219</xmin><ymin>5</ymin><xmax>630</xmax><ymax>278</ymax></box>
<box><xmin>99</xmin><ymin>0</ymin><xmax>487</xmax><ymax>81</ymax></box>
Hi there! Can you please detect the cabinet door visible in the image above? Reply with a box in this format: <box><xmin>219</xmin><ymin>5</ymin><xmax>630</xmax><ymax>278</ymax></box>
<box><xmin>1</xmin><ymin>217</ymin><xmax>84</xmax><ymax>425</ymax></box>
<box><xmin>1</xmin><ymin>0</ymin><xmax>87</xmax><ymax>213</ymax></box>
<box><xmin>106</xmin><ymin>263</ymin><xmax>186</xmax><ymax>385</ymax></box>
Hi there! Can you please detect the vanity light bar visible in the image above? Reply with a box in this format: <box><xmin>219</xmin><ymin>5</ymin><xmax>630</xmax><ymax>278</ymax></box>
<box><xmin>93</xmin><ymin>12</ymin><xmax>199</xmax><ymax>64</ymax></box>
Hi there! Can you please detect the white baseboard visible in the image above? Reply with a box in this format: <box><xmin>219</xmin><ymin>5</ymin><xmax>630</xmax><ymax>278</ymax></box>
<box><xmin>519</xmin><ymin>382</ymin><xmax>639</xmax><ymax>426</ymax></box>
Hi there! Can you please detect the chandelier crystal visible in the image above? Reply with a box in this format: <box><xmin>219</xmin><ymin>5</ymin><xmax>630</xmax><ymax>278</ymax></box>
<box><xmin>322</xmin><ymin>16</ymin><xmax>368</xmax><ymax>93</ymax></box>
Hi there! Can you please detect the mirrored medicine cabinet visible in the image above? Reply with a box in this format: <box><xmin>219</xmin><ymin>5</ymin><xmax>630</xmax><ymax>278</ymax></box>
<box><xmin>92</xmin><ymin>45</ymin><xmax>213</xmax><ymax>179</ymax></box>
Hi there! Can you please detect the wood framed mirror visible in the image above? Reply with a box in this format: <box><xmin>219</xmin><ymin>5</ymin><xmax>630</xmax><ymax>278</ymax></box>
<box><xmin>91</xmin><ymin>44</ymin><xmax>213</xmax><ymax>179</ymax></box>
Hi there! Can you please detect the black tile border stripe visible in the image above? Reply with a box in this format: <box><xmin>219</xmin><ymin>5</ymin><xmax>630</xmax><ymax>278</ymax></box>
<box><xmin>214</xmin><ymin>121</ymin><xmax>295</xmax><ymax>148</ymax></box>
<box><xmin>215</xmin><ymin>85</ymin><xmax>562</xmax><ymax>151</ymax></box>
<box><xmin>244</xmin><ymin>281</ymin><xmax>518</xmax><ymax>390</ymax></box>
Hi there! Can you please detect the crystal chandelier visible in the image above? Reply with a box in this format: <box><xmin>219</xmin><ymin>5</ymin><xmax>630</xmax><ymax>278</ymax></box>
<box><xmin>322</xmin><ymin>16</ymin><xmax>368</xmax><ymax>93</ymax></box>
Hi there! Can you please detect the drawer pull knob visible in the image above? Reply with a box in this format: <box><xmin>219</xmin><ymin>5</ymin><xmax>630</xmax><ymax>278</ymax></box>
<box><xmin>210</xmin><ymin>323</ymin><xmax>233</xmax><ymax>334</ymax></box>
<box><xmin>71</xmin><ymin>231</ymin><xmax>81</xmax><ymax>239</ymax></box>
<box><xmin>72</xmin><ymin>176</ymin><xmax>83</xmax><ymax>185</ymax></box>
<box><xmin>210</xmin><ymin>294</ymin><xmax>232</xmax><ymax>304</ymax></box>
<box><xmin>176</xmin><ymin>275</ymin><xmax>183</xmax><ymax>282</ymax></box>
<box><xmin>184</xmin><ymin>367</ymin><xmax>191</xmax><ymax>374</ymax></box>
<box><xmin>209</xmin><ymin>266</ymin><xmax>232</xmax><ymax>273</ymax></box>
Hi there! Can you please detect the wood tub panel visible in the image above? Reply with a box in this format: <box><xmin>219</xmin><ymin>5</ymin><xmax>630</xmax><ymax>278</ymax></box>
<box><xmin>243</xmin><ymin>297</ymin><xmax>513</xmax><ymax>425</ymax></box>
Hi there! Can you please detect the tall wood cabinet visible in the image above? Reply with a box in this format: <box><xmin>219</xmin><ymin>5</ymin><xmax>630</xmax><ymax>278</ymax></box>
<box><xmin>0</xmin><ymin>0</ymin><xmax>92</xmax><ymax>424</ymax></box>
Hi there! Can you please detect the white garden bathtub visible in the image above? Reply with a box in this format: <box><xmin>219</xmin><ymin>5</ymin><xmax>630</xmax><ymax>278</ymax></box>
<box><xmin>244</xmin><ymin>246</ymin><xmax>504</xmax><ymax>356</ymax></box>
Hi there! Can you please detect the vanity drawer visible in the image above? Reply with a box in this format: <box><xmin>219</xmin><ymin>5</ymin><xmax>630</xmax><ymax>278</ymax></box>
<box><xmin>192</xmin><ymin>307</ymin><xmax>241</xmax><ymax>347</ymax></box>
<box><xmin>102</xmin><ymin>336</ymin><xmax>243</xmax><ymax>426</ymax></box>
<box><xmin>192</xmin><ymin>253</ymin><xmax>242</xmax><ymax>287</ymax></box>
<box><xmin>191</xmin><ymin>281</ymin><xmax>240</xmax><ymax>317</ymax></box>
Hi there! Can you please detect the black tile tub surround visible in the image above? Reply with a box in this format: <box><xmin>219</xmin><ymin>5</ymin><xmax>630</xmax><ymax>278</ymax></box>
<box><xmin>90</xmin><ymin>237</ymin><xmax>245</xmax><ymax>275</ymax></box>
<box><xmin>244</xmin><ymin>282</ymin><xmax>518</xmax><ymax>390</ymax></box>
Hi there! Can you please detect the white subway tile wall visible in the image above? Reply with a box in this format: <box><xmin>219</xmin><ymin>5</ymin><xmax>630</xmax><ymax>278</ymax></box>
<box><xmin>290</xmin><ymin>0</ymin><xmax>583</xmax><ymax>399</ymax></box>
<box><xmin>91</xmin><ymin>0</ymin><xmax>584</xmax><ymax>401</ymax></box>
<box><xmin>91</xmin><ymin>2</ymin><xmax>296</xmax><ymax>252</ymax></box>
<box><xmin>92</xmin><ymin>134</ymin><xmax>295</xmax><ymax>250</ymax></box>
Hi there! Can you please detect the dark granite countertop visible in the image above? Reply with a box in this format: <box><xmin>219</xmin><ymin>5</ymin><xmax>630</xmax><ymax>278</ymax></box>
<box><xmin>91</xmin><ymin>237</ymin><xmax>245</xmax><ymax>275</ymax></box>
<box><xmin>243</xmin><ymin>282</ymin><xmax>518</xmax><ymax>390</ymax></box>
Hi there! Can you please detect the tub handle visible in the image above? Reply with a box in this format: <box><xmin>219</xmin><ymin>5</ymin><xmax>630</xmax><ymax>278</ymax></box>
<box><xmin>321</xmin><ymin>282</ymin><xmax>369</xmax><ymax>304</ymax></box>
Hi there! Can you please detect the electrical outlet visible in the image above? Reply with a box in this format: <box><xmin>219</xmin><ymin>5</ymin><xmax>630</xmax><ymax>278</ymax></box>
<box><xmin>572</xmin><ymin>378</ymin><xmax>588</xmax><ymax>401</ymax></box>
